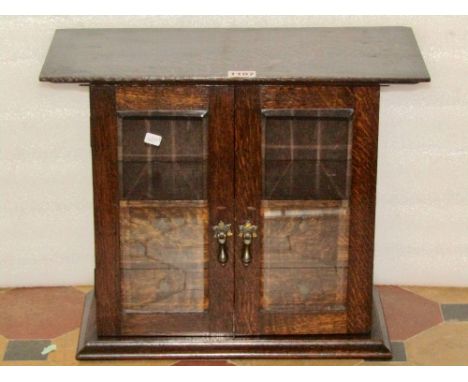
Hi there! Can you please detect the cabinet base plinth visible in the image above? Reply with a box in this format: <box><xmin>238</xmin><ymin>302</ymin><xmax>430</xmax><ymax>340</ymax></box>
<box><xmin>76</xmin><ymin>289</ymin><xmax>392</xmax><ymax>360</ymax></box>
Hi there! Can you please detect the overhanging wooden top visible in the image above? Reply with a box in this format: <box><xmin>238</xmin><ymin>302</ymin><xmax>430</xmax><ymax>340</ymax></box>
<box><xmin>39</xmin><ymin>27</ymin><xmax>430</xmax><ymax>84</ymax></box>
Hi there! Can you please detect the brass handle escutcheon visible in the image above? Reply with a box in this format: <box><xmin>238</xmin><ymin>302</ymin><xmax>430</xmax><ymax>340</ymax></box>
<box><xmin>212</xmin><ymin>221</ymin><xmax>233</xmax><ymax>265</ymax></box>
<box><xmin>239</xmin><ymin>220</ymin><xmax>257</xmax><ymax>266</ymax></box>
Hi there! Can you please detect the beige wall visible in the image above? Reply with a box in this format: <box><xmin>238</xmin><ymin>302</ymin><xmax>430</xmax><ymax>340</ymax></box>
<box><xmin>0</xmin><ymin>16</ymin><xmax>467</xmax><ymax>287</ymax></box>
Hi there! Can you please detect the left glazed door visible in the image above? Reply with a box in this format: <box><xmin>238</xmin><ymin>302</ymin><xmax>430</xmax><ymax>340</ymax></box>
<box><xmin>91</xmin><ymin>85</ymin><xmax>235</xmax><ymax>336</ymax></box>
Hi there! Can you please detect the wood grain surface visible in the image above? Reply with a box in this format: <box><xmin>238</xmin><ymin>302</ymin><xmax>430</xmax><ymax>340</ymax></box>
<box><xmin>40</xmin><ymin>28</ymin><xmax>430</xmax><ymax>84</ymax></box>
<box><xmin>76</xmin><ymin>288</ymin><xmax>392</xmax><ymax>359</ymax></box>
<box><xmin>90</xmin><ymin>83</ymin><xmax>381</xmax><ymax>338</ymax></box>
<box><xmin>233</xmin><ymin>85</ymin><xmax>263</xmax><ymax>335</ymax></box>
<box><xmin>90</xmin><ymin>85</ymin><xmax>122</xmax><ymax>336</ymax></box>
<box><xmin>346</xmin><ymin>86</ymin><xmax>380</xmax><ymax>333</ymax></box>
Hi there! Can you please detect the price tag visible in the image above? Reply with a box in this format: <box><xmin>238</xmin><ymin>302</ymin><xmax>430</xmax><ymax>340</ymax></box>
<box><xmin>144</xmin><ymin>132</ymin><xmax>162</xmax><ymax>147</ymax></box>
<box><xmin>228</xmin><ymin>70</ymin><xmax>257</xmax><ymax>78</ymax></box>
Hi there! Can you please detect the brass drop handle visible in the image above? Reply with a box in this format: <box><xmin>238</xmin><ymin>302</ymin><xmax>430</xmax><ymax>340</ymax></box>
<box><xmin>239</xmin><ymin>221</ymin><xmax>257</xmax><ymax>266</ymax></box>
<box><xmin>212</xmin><ymin>221</ymin><xmax>233</xmax><ymax>265</ymax></box>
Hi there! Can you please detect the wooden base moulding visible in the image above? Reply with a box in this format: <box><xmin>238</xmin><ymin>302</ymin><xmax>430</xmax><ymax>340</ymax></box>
<box><xmin>76</xmin><ymin>288</ymin><xmax>392</xmax><ymax>360</ymax></box>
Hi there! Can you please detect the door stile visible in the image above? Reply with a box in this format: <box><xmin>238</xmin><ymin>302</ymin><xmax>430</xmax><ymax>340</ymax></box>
<box><xmin>207</xmin><ymin>86</ymin><xmax>236</xmax><ymax>334</ymax></box>
<box><xmin>233</xmin><ymin>85</ymin><xmax>263</xmax><ymax>335</ymax></box>
<box><xmin>90</xmin><ymin>84</ymin><xmax>122</xmax><ymax>336</ymax></box>
<box><xmin>345</xmin><ymin>86</ymin><xmax>380</xmax><ymax>333</ymax></box>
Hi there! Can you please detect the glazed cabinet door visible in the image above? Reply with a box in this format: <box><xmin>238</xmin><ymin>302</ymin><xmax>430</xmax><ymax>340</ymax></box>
<box><xmin>92</xmin><ymin>85</ymin><xmax>235</xmax><ymax>336</ymax></box>
<box><xmin>234</xmin><ymin>85</ymin><xmax>379</xmax><ymax>335</ymax></box>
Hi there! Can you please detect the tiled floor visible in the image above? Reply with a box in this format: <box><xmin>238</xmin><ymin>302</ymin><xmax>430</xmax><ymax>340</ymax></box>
<box><xmin>0</xmin><ymin>285</ymin><xmax>467</xmax><ymax>366</ymax></box>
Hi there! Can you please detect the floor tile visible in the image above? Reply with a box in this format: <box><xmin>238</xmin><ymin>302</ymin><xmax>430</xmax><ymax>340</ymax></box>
<box><xmin>231</xmin><ymin>359</ymin><xmax>362</xmax><ymax>366</ymax></box>
<box><xmin>47</xmin><ymin>329</ymin><xmax>80</xmax><ymax>365</ymax></box>
<box><xmin>406</xmin><ymin>322</ymin><xmax>468</xmax><ymax>365</ymax></box>
<box><xmin>0</xmin><ymin>335</ymin><xmax>7</xmax><ymax>359</ymax></box>
<box><xmin>0</xmin><ymin>360</ymin><xmax>54</xmax><ymax>366</ymax></box>
<box><xmin>1</xmin><ymin>285</ymin><xmax>467</xmax><ymax>365</ymax></box>
<box><xmin>402</xmin><ymin>286</ymin><xmax>468</xmax><ymax>304</ymax></box>
<box><xmin>173</xmin><ymin>360</ymin><xmax>235</xmax><ymax>366</ymax></box>
<box><xmin>358</xmin><ymin>343</ymin><xmax>409</xmax><ymax>366</ymax></box>
<box><xmin>0</xmin><ymin>287</ymin><xmax>84</xmax><ymax>339</ymax></box>
<box><xmin>47</xmin><ymin>328</ymin><xmax>175</xmax><ymax>366</ymax></box>
<box><xmin>389</xmin><ymin>341</ymin><xmax>406</xmax><ymax>362</ymax></box>
<box><xmin>360</xmin><ymin>361</ymin><xmax>414</xmax><ymax>366</ymax></box>
<box><xmin>79</xmin><ymin>360</ymin><xmax>176</xmax><ymax>366</ymax></box>
<box><xmin>73</xmin><ymin>286</ymin><xmax>93</xmax><ymax>294</ymax></box>
<box><xmin>378</xmin><ymin>285</ymin><xmax>443</xmax><ymax>341</ymax></box>
<box><xmin>3</xmin><ymin>340</ymin><xmax>51</xmax><ymax>361</ymax></box>
<box><xmin>441</xmin><ymin>304</ymin><xmax>468</xmax><ymax>321</ymax></box>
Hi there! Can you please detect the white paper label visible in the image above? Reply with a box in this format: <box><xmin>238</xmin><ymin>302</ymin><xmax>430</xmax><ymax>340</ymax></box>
<box><xmin>144</xmin><ymin>132</ymin><xmax>162</xmax><ymax>147</ymax></box>
<box><xmin>227</xmin><ymin>70</ymin><xmax>256</xmax><ymax>78</ymax></box>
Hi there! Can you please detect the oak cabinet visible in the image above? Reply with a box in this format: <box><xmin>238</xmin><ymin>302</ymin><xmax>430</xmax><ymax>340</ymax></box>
<box><xmin>40</xmin><ymin>27</ymin><xmax>430</xmax><ymax>359</ymax></box>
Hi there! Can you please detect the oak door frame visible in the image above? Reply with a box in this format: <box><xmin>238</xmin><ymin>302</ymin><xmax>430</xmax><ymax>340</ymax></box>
<box><xmin>233</xmin><ymin>84</ymin><xmax>380</xmax><ymax>335</ymax></box>
<box><xmin>91</xmin><ymin>84</ymin><xmax>236</xmax><ymax>336</ymax></box>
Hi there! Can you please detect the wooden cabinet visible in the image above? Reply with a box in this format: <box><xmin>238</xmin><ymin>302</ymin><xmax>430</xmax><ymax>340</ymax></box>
<box><xmin>92</xmin><ymin>84</ymin><xmax>376</xmax><ymax>338</ymax></box>
<box><xmin>40</xmin><ymin>27</ymin><xmax>430</xmax><ymax>359</ymax></box>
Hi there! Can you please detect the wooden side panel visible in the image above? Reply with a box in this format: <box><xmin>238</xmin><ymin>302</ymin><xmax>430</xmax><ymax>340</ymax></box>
<box><xmin>346</xmin><ymin>86</ymin><xmax>380</xmax><ymax>333</ymax></box>
<box><xmin>234</xmin><ymin>85</ymin><xmax>262</xmax><ymax>334</ymax></box>
<box><xmin>90</xmin><ymin>85</ymin><xmax>121</xmax><ymax>336</ymax></box>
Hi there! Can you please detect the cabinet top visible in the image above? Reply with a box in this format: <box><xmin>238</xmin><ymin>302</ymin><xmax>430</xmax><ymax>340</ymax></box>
<box><xmin>39</xmin><ymin>27</ymin><xmax>430</xmax><ymax>84</ymax></box>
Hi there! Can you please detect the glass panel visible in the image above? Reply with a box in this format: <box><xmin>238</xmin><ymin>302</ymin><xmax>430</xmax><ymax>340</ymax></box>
<box><xmin>261</xmin><ymin>110</ymin><xmax>352</xmax><ymax>313</ymax></box>
<box><xmin>118</xmin><ymin>115</ymin><xmax>208</xmax><ymax>313</ymax></box>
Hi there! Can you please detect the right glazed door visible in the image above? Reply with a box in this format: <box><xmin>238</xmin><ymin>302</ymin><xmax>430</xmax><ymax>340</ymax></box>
<box><xmin>234</xmin><ymin>85</ymin><xmax>380</xmax><ymax>335</ymax></box>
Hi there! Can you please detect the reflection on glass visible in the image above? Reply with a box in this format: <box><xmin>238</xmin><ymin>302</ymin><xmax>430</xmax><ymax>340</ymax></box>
<box><xmin>119</xmin><ymin>117</ymin><xmax>207</xmax><ymax>200</ymax></box>
<box><xmin>118</xmin><ymin>115</ymin><xmax>208</xmax><ymax>313</ymax></box>
<box><xmin>261</xmin><ymin>110</ymin><xmax>353</xmax><ymax>313</ymax></box>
